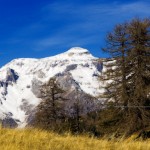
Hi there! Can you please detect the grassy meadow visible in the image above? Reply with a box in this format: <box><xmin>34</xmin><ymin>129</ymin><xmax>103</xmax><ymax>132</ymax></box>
<box><xmin>0</xmin><ymin>128</ymin><xmax>149</xmax><ymax>150</ymax></box>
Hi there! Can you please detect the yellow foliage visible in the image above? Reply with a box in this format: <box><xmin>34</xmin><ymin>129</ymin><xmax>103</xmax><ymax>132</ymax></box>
<box><xmin>0</xmin><ymin>128</ymin><xmax>149</xmax><ymax>150</ymax></box>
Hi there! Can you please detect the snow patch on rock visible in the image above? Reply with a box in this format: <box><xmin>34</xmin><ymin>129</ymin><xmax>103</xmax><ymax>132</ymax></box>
<box><xmin>0</xmin><ymin>47</ymin><xmax>104</xmax><ymax>127</ymax></box>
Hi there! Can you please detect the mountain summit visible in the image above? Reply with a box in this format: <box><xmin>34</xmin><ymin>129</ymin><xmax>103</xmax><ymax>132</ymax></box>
<box><xmin>0</xmin><ymin>47</ymin><xmax>104</xmax><ymax>127</ymax></box>
<box><xmin>64</xmin><ymin>47</ymin><xmax>95</xmax><ymax>60</ymax></box>
<box><xmin>65</xmin><ymin>47</ymin><xmax>90</xmax><ymax>55</ymax></box>
<box><xmin>66</xmin><ymin>47</ymin><xmax>89</xmax><ymax>53</ymax></box>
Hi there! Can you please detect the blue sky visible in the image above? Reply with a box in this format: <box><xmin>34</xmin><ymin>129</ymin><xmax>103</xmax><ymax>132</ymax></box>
<box><xmin>0</xmin><ymin>0</ymin><xmax>150</xmax><ymax>66</ymax></box>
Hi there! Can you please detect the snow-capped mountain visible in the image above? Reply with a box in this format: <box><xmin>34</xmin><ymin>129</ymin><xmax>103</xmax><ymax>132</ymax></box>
<box><xmin>0</xmin><ymin>47</ymin><xmax>104</xmax><ymax>127</ymax></box>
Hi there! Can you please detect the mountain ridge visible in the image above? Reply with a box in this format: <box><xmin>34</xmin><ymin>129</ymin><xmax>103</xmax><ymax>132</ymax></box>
<box><xmin>0</xmin><ymin>47</ymin><xmax>104</xmax><ymax>128</ymax></box>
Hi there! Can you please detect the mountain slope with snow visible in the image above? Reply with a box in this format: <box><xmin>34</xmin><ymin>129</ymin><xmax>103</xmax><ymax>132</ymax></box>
<box><xmin>0</xmin><ymin>47</ymin><xmax>104</xmax><ymax>127</ymax></box>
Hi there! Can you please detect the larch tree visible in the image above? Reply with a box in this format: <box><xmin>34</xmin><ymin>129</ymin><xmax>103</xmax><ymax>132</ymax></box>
<box><xmin>125</xmin><ymin>18</ymin><xmax>150</xmax><ymax>134</ymax></box>
<box><xmin>100</xmin><ymin>18</ymin><xmax>150</xmax><ymax>136</ymax></box>
<box><xmin>101</xmin><ymin>23</ymin><xmax>129</xmax><ymax>106</ymax></box>
<box><xmin>34</xmin><ymin>78</ymin><xmax>67</xmax><ymax>130</ymax></box>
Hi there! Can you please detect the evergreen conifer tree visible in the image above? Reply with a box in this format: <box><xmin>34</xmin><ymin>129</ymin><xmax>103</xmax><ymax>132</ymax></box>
<box><xmin>101</xmin><ymin>18</ymin><xmax>150</xmax><ymax>136</ymax></box>
<box><xmin>34</xmin><ymin>78</ymin><xmax>67</xmax><ymax>130</ymax></box>
<box><xmin>125</xmin><ymin>18</ymin><xmax>150</xmax><ymax>134</ymax></box>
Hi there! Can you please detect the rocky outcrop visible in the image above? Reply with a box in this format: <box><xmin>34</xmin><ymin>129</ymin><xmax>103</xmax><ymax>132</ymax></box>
<box><xmin>65</xmin><ymin>64</ymin><xmax>77</xmax><ymax>72</ymax></box>
<box><xmin>56</xmin><ymin>72</ymin><xmax>80</xmax><ymax>91</ymax></box>
<box><xmin>6</xmin><ymin>68</ymin><xmax>19</xmax><ymax>83</ymax></box>
<box><xmin>2</xmin><ymin>118</ymin><xmax>18</xmax><ymax>128</ymax></box>
<box><xmin>31</xmin><ymin>78</ymin><xmax>43</xmax><ymax>98</ymax></box>
<box><xmin>0</xmin><ymin>47</ymin><xmax>105</xmax><ymax>128</ymax></box>
<box><xmin>56</xmin><ymin>73</ymin><xmax>102</xmax><ymax>115</ymax></box>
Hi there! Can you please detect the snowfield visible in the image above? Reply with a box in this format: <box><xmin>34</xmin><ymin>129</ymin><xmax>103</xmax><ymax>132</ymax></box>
<box><xmin>0</xmin><ymin>47</ymin><xmax>105</xmax><ymax>127</ymax></box>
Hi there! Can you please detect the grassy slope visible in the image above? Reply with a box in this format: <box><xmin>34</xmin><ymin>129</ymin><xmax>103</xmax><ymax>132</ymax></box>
<box><xmin>0</xmin><ymin>128</ymin><xmax>150</xmax><ymax>150</ymax></box>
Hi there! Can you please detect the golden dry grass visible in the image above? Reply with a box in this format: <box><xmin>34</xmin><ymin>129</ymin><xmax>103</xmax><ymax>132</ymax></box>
<box><xmin>0</xmin><ymin>128</ymin><xmax>149</xmax><ymax>150</ymax></box>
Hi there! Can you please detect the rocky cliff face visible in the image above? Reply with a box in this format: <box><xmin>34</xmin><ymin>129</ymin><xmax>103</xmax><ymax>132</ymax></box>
<box><xmin>0</xmin><ymin>47</ymin><xmax>105</xmax><ymax>127</ymax></box>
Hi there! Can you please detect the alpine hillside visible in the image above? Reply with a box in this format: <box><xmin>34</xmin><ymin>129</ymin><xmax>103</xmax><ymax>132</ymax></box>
<box><xmin>0</xmin><ymin>47</ymin><xmax>105</xmax><ymax>127</ymax></box>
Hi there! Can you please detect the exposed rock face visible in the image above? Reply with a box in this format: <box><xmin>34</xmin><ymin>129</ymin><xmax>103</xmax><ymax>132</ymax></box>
<box><xmin>65</xmin><ymin>64</ymin><xmax>77</xmax><ymax>72</ymax></box>
<box><xmin>0</xmin><ymin>81</ymin><xmax>8</xmax><ymax>96</ymax></box>
<box><xmin>0</xmin><ymin>47</ymin><xmax>105</xmax><ymax>128</ymax></box>
<box><xmin>56</xmin><ymin>72</ymin><xmax>80</xmax><ymax>91</ymax></box>
<box><xmin>31</xmin><ymin>78</ymin><xmax>43</xmax><ymax>98</ymax></box>
<box><xmin>64</xmin><ymin>89</ymin><xmax>101</xmax><ymax>116</ymax></box>
<box><xmin>0</xmin><ymin>68</ymin><xmax>19</xmax><ymax>102</ymax></box>
<box><xmin>2</xmin><ymin>118</ymin><xmax>18</xmax><ymax>128</ymax></box>
<box><xmin>6</xmin><ymin>68</ymin><xmax>19</xmax><ymax>83</ymax></box>
<box><xmin>20</xmin><ymin>99</ymin><xmax>34</xmax><ymax>115</ymax></box>
<box><xmin>57</xmin><ymin>73</ymin><xmax>102</xmax><ymax>115</ymax></box>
